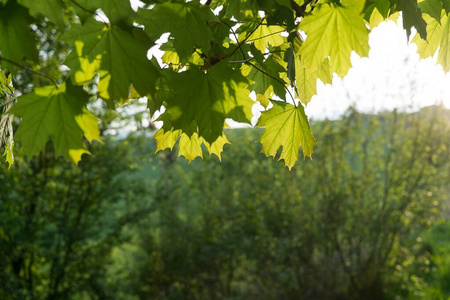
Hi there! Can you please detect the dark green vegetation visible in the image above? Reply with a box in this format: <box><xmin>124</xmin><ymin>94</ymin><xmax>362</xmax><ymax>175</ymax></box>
<box><xmin>1</xmin><ymin>106</ymin><xmax>450</xmax><ymax>299</ymax></box>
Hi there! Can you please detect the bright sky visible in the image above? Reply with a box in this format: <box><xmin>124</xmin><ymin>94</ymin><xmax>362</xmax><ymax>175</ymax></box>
<box><xmin>305</xmin><ymin>19</ymin><xmax>450</xmax><ymax>120</ymax></box>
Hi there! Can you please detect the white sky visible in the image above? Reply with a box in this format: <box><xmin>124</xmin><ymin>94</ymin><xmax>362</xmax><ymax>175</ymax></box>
<box><xmin>305</xmin><ymin>19</ymin><xmax>450</xmax><ymax>120</ymax></box>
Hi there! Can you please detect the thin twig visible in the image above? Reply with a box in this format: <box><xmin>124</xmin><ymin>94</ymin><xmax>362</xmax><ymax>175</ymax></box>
<box><xmin>68</xmin><ymin>0</ymin><xmax>110</xmax><ymax>26</ymax></box>
<box><xmin>247</xmin><ymin>61</ymin><xmax>296</xmax><ymax>106</ymax></box>
<box><xmin>263</xmin><ymin>49</ymin><xmax>286</xmax><ymax>55</ymax></box>
<box><xmin>221</xmin><ymin>21</ymin><xmax>246</xmax><ymax>60</ymax></box>
<box><xmin>229</xmin><ymin>18</ymin><xmax>265</xmax><ymax>58</ymax></box>
<box><xmin>0</xmin><ymin>57</ymin><xmax>59</xmax><ymax>88</ymax></box>
<box><xmin>229</xmin><ymin>57</ymin><xmax>254</xmax><ymax>64</ymax></box>
<box><xmin>246</xmin><ymin>30</ymin><xmax>285</xmax><ymax>42</ymax></box>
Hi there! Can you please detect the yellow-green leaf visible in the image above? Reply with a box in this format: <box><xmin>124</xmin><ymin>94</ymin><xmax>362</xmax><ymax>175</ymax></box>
<box><xmin>8</xmin><ymin>82</ymin><xmax>101</xmax><ymax>164</ymax></box>
<box><xmin>299</xmin><ymin>2</ymin><xmax>369</xmax><ymax>77</ymax></box>
<box><xmin>63</xmin><ymin>19</ymin><xmax>159</xmax><ymax>107</ymax></box>
<box><xmin>257</xmin><ymin>101</ymin><xmax>316</xmax><ymax>170</ymax></box>
<box><xmin>153</xmin><ymin>127</ymin><xmax>182</xmax><ymax>152</ymax></box>
<box><xmin>412</xmin><ymin>10</ymin><xmax>450</xmax><ymax>71</ymax></box>
<box><xmin>201</xmin><ymin>133</ymin><xmax>230</xmax><ymax>161</ymax></box>
<box><xmin>247</xmin><ymin>24</ymin><xmax>285</xmax><ymax>52</ymax></box>
<box><xmin>178</xmin><ymin>132</ymin><xmax>203</xmax><ymax>163</ymax></box>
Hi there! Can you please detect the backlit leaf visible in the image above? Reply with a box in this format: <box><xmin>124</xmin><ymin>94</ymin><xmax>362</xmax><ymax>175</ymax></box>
<box><xmin>63</xmin><ymin>19</ymin><xmax>159</xmax><ymax>107</ymax></box>
<box><xmin>165</xmin><ymin>61</ymin><xmax>253</xmax><ymax>143</ymax></box>
<box><xmin>0</xmin><ymin>1</ymin><xmax>38</xmax><ymax>72</ymax></box>
<box><xmin>71</xmin><ymin>0</ymin><xmax>135</xmax><ymax>25</ymax></box>
<box><xmin>178</xmin><ymin>132</ymin><xmax>203</xmax><ymax>163</ymax></box>
<box><xmin>412</xmin><ymin>10</ymin><xmax>450</xmax><ymax>71</ymax></box>
<box><xmin>299</xmin><ymin>2</ymin><xmax>369</xmax><ymax>77</ymax></box>
<box><xmin>8</xmin><ymin>82</ymin><xmax>101</xmax><ymax>163</ymax></box>
<box><xmin>257</xmin><ymin>101</ymin><xmax>316</xmax><ymax>170</ymax></box>
<box><xmin>18</xmin><ymin>0</ymin><xmax>65</xmax><ymax>27</ymax></box>
<box><xmin>137</xmin><ymin>1</ymin><xmax>217</xmax><ymax>60</ymax></box>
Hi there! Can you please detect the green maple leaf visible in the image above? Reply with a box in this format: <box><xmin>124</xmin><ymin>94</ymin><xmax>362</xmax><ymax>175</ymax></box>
<box><xmin>63</xmin><ymin>19</ymin><xmax>159</xmax><ymax>107</ymax></box>
<box><xmin>412</xmin><ymin>11</ymin><xmax>450</xmax><ymax>71</ymax></box>
<box><xmin>137</xmin><ymin>1</ymin><xmax>217</xmax><ymax>60</ymax></box>
<box><xmin>71</xmin><ymin>0</ymin><xmax>135</xmax><ymax>25</ymax></box>
<box><xmin>18</xmin><ymin>0</ymin><xmax>65</xmax><ymax>27</ymax></box>
<box><xmin>396</xmin><ymin>0</ymin><xmax>427</xmax><ymax>39</ymax></box>
<box><xmin>257</xmin><ymin>101</ymin><xmax>315</xmax><ymax>170</ymax></box>
<box><xmin>8</xmin><ymin>82</ymin><xmax>101</xmax><ymax>163</ymax></box>
<box><xmin>165</xmin><ymin>61</ymin><xmax>253</xmax><ymax>143</ymax></box>
<box><xmin>241</xmin><ymin>55</ymin><xmax>287</xmax><ymax>106</ymax></box>
<box><xmin>445</xmin><ymin>0</ymin><xmax>450</xmax><ymax>12</ymax></box>
<box><xmin>0</xmin><ymin>0</ymin><xmax>38</xmax><ymax>72</ymax></box>
<box><xmin>419</xmin><ymin>0</ymin><xmax>443</xmax><ymax>22</ymax></box>
<box><xmin>299</xmin><ymin>2</ymin><xmax>369</xmax><ymax>77</ymax></box>
<box><xmin>364</xmin><ymin>0</ymin><xmax>391</xmax><ymax>20</ymax></box>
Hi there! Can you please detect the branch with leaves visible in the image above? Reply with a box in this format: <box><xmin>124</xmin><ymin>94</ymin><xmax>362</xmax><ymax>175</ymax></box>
<box><xmin>0</xmin><ymin>0</ymin><xmax>447</xmax><ymax>169</ymax></box>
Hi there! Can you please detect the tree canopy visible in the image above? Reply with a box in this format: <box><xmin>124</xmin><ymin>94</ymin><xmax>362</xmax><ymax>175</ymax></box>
<box><xmin>0</xmin><ymin>0</ymin><xmax>449</xmax><ymax>168</ymax></box>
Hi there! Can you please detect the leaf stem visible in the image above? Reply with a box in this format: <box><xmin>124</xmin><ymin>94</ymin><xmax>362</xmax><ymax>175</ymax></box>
<box><xmin>229</xmin><ymin>18</ymin><xmax>265</xmax><ymax>58</ymax></box>
<box><xmin>221</xmin><ymin>21</ymin><xmax>246</xmax><ymax>60</ymax></box>
<box><xmin>246</xmin><ymin>61</ymin><xmax>296</xmax><ymax>107</ymax></box>
<box><xmin>68</xmin><ymin>0</ymin><xmax>110</xmax><ymax>27</ymax></box>
<box><xmin>246</xmin><ymin>30</ymin><xmax>285</xmax><ymax>42</ymax></box>
<box><xmin>0</xmin><ymin>57</ymin><xmax>59</xmax><ymax>88</ymax></box>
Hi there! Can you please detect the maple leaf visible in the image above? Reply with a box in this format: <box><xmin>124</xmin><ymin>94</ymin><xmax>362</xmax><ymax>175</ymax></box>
<box><xmin>241</xmin><ymin>56</ymin><xmax>287</xmax><ymax>107</ymax></box>
<box><xmin>299</xmin><ymin>2</ymin><xmax>369</xmax><ymax>77</ymax></box>
<box><xmin>153</xmin><ymin>126</ymin><xmax>229</xmax><ymax>162</ymax></box>
<box><xmin>178</xmin><ymin>132</ymin><xmax>203</xmax><ymax>162</ymax></box>
<box><xmin>8</xmin><ymin>82</ymin><xmax>101</xmax><ymax>163</ymax></box>
<box><xmin>412</xmin><ymin>11</ymin><xmax>450</xmax><ymax>71</ymax></box>
<box><xmin>137</xmin><ymin>1</ymin><xmax>218</xmax><ymax>60</ymax></box>
<box><xmin>396</xmin><ymin>0</ymin><xmax>427</xmax><ymax>39</ymax></box>
<box><xmin>295</xmin><ymin>57</ymin><xmax>332</xmax><ymax>105</ymax></box>
<box><xmin>63</xmin><ymin>19</ymin><xmax>159</xmax><ymax>107</ymax></box>
<box><xmin>245</xmin><ymin>23</ymin><xmax>285</xmax><ymax>52</ymax></box>
<box><xmin>364</xmin><ymin>0</ymin><xmax>391</xmax><ymax>20</ymax></box>
<box><xmin>257</xmin><ymin>101</ymin><xmax>316</xmax><ymax>170</ymax></box>
<box><xmin>418</xmin><ymin>0</ymin><xmax>443</xmax><ymax>22</ymax></box>
<box><xmin>18</xmin><ymin>0</ymin><xmax>65</xmax><ymax>27</ymax></box>
<box><xmin>201</xmin><ymin>133</ymin><xmax>230</xmax><ymax>161</ymax></box>
<box><xmin>71</xmin><ymin>0</ymin><xmax>135</xmax><ymax>25</ymax></box>
<box><xmin>2</xmin><ymin>140</ymin><xmax>13</xmax><ymax>168</ymax></box>
<box><xmin>165</xmin><ymin>61</ymin><xmax>253</xmax><ymax>143</ymax></box>
<box><xmin>0</xmin><ymin>0</ymin><xmax>38</xmax><ymax>72</ymax></box>
<box><xmin>153</xmin><ymin>126</ymin><xmax>181</xmax><ymax>152</ymax></box>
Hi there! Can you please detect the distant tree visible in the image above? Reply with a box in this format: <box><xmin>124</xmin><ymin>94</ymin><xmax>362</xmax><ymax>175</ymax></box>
<box><xmin>133</xmin><ymin>106</ymin><xmax>450</xmax><ymax>299</ymax></box>
<box><xmin>0</xmin><ymin>136</ymin><xmax>154</xmax><ymax>299</ymax></box>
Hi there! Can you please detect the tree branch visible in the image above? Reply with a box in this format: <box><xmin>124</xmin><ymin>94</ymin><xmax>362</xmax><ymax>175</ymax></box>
<box><xmin>68</xmin><ymin>0</ymin><xmax>110</xmax><ymax>27</ymax></box>
<box><xmin>229</xmin><ymin>18</ymin><xmax>265</xmax><ymax>59</ymax></box>
<box><xmin>246</xmin><ymin>61</ymin><xmax>296</xmax><ymax>106</ymax></box>
<box><xmin>0</xmin><ymin>57</ymin><xmax>59</xmax><ymax>88</ymax></box>
<box><xmin>290</xmin><ymin>0</ymin><xmax>315</xmax><ymax>18</ymax></box>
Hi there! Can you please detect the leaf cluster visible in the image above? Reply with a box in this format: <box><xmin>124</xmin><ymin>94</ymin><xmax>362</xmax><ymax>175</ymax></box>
<box><xmin>0</xmin><ymin>0</ymin><xmax>448</xmax><ymax>168</ymax></box>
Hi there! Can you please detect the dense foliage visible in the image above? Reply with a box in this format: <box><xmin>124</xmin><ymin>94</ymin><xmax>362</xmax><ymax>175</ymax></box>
<box><xmin>1</xmin><ymin>106</ymin><xmax>450</xmax><ymax>299</ymax></box>
<box><xmin>0</xmin><ymin>0</ymin><xmax>450</xmax><ymax>167</ymax></box>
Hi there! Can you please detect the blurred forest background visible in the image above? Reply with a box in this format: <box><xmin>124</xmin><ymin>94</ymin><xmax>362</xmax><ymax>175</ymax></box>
<box><xmin>1</xmin><ymin>105</ymin><xmax>450</xmax><ymax>299</ymax></box>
